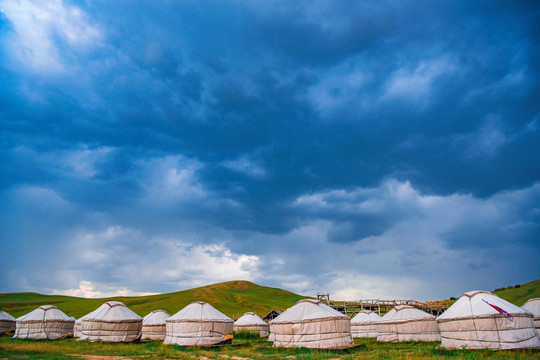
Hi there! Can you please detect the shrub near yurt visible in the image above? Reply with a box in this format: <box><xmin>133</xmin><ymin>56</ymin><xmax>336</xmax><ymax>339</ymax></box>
<box><xmin>0</xmin><ymin>311</ymin><xmax>16</xmax><ymax>335</ymax></box>
<box><xmin>437</xmin><ymin>291</ymin><xmax>540</xmax><ymax>350</ymax></box>
<box><xmin>522</xmin><ymin>298</ymin><xmax>540</xmax><ymax>332</ymax></box>
<box><xmin>79</xmin><ymin>301</ymin><xmax>142</xmax><ymax>342</ymax></box>
<box><xmin>233</xmin><ymin>312</ymin><xmax>269</xmax><ymax>337</ymax></box>
<box><xmin>14</xmin><ymin>305</ymin><xmax>74</xmax><ymax>340</ymax></box>
<box><xmin>270</xmin><ymin>299</ymin><xmax>353</xmax><ymax>349</ymax></box>
<box><xmin>350</xmin><ymin>310</ymin><xmax>381</xmax><ymax>338</ymax></box>
<box><xmin>164</xmin><ymin>301</ymin><xmax>234</xmax><ymax>346</ymax></box>
<box><xmin>377</xmin><ymin>305</ymin><xmax>440</xmax><ymax>342</ymax></box>
<box><xmin>142</xmin><ymin>310</ymin><xmax>170</xmax><ymax>340</ymax></box>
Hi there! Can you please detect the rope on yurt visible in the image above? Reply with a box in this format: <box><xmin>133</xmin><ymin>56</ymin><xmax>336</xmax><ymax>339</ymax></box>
<box><xmin>469</xmin><ymin>298</ymin><xmax>480</xmax><ymax>346</ymax></box>
<box><xmin>42</xmin><ymin>307</ymin><xmax>48</xmax><ymax>338</ymax></box>
<box><xmin>494</xmin><ymin>314</ymin><xmax>502</xmax><ymax>349</ymax></box>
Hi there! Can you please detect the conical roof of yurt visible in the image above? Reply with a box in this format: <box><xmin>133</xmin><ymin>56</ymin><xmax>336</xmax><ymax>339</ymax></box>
<box><xmin>79</xmin><ymin>301</ymin><xmax>142</xmax><ymax>342</ymax></box>
<box><xmin>437</xmin><ymin>291</ymin><xmax>540</xmax><ymax>350</ymax></box>
<box><xmin>377</xmin><ymin>305</ymin><xmax>440</xmax><ymax>342</ymax></box>
<box><xmin>14</xmin><ymin>305</ymin><xmax>74</xmax><ymax>340</ymax></box>
<box><xmin>522</xmin><ymin>298</ymin><xmax>540</xmax><ymax>330</ymax></box>
<box><xmin>233</xmin><ymin>312</ymin><xmax>269</xmax><ymax>337</ymax></box>
<box><xmin>269</xmin><ymin>299</ymin><xmax>353</xmax><ymax>349</ymax></box>
<box><xmin>164</xmin><ymin>301</ymin><xmax>234</xmax><ymax>346</ymax></box>
<box><xmin>141</xmin><ymin>310</ymin><xmax>170</xmax><ymax>340</ymax></box>
<box><xmin>350</xmin><ymin>310</ymin><xmax>381</xmax><ymax>338</ymax></box>
<box><xmin>0</xmin><ymin>311</ymin><xmax>16</xmax><ymax>333</ymax></box>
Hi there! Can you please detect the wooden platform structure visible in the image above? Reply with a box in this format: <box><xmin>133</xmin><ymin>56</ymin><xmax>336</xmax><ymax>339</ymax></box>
<box><xmin>316</xmin><ymin>293</ymin><xmax>449</xmax><ymax>317</ymax></box>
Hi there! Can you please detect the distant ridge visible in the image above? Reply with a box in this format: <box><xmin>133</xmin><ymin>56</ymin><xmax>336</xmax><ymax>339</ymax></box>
<box><xmin>492</xmin><ymin>278</ymin><xmax>540</xmax><ymax>306</ymax></box>
<box><xmin>0</xmin><ymin>280</ymin><xmax>306</xmax><ymax>319</ymax></box>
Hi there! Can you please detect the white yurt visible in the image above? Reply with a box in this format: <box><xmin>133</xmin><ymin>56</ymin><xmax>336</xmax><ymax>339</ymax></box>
<box><xmin>142</xmin><ymin>310</ymin><xmax>170</xmax><ymax>340</ymax></box>
<box><xmin>14</xmin><ymin>305</ymin><xmax>74</xmax><ymax>339</ymax></box>
<box><xmin>350</xmin><ymin>310</ymin><xmax>381</xmax><ymax>338</ymax></box>
<box><xmin>233</xmin><ymin>312</ymin><xmax>269</xmax><ymax>337</ymax></box>
<box><xmin>437</xmin><ymin>291</ymin><xmax>540</xmax><ymax>350</ymax></box>
<box><xmin>269</xmin><ymin>299</ymin><xmax>353</xmax><ymax>349</ymax></box>
<box><xmin>377</xmin><ymin>305</ymin><xmax>440</xmax><ymax>342</ymax></box>
<box><xmin>164</xmin><ymin>301</ymin><xmax>234</xmax><ymax>346</ymax></box>
<box><xmin>79</xmin><ymin>301</ymin><xmax>142</xmax><ymax>342</ymax></box>
<box><xmin>522</xmin><ymin>298</ymin><xmax>540</xmax><ymax>332</ymax></box>
<box><xmin>0</xmin><ymin>311</ymin><xmax>17</xmax><ymax>334</ymax></box>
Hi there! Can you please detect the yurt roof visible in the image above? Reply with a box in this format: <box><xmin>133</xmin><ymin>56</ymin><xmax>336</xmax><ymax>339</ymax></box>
<box><xmin>234</xmin><ymin>312</ymin><xmax>267</xmax><ymax>326</ymax></box>
<box><xmin>17</xmin><ymin>305</ymin><xmax>73</xmax><ymax>322</ymax></box>
<box><xmin>270</xmin><ymin>299</ymin><xmax>347</xmax><ymax>324</ymax></box>
<box><xmin>0</xmin><ymin>311</ymin><xmax>16</xmax><ymax>322</ymax></box>
<box><xmin>378</xmin><ymin>305</ymin><xmax>434</xmax><ymax>322</ymax></box>
<box><xmin>437</xmin><ymin>290</ymin><xmax>529</xmax><ymax>320</ymax></box>
<box><xmin>351</xmin><ymin>310</ymin><xmax>381</xmax><ymax>324</ymax></box>
<box><xmin>143</xmin><ymin>310</ymin><xmax>170</xmax><ymax>325</ymax></box>
<box><xmin>88</xmin><ymin>301</ymin><xmax>142</xmax><ymax>322</ymax></box>
<box><xmin>168</xmin><ymin>301</ymin><xmax>233</xmax><ymax>322</ymax></box>
<box><xmin>522</xmin><ymin>298</ymin><xmax>540</xmax><ymax>315</ymax></box>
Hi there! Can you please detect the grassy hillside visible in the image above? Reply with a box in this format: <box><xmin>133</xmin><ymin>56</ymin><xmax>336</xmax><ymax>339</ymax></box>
<box><xmin>0</xmin><ymin>280</ymin><xmax>306</xmax><ymax>319</ymax></box>
<box><xmin>492</xmin><ymin>278</ymin><xmax>540</xmax><ymax>306</ymax></box>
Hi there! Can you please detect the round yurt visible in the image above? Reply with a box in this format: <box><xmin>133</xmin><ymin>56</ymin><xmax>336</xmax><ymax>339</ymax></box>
<box><xmin>14</xmin><ymin>305</ymin><xmax>74</xmax><ymax>339</ymax></box>
<box><xmin>437</xmin><ymin>291</ymin><xmax>540</xmax><ymax>350</ymax></box>
<box><xmin>79</xmin><ymin>301</ymin><xmax>142</xmax><ymax>342</ymax></box>
<box><xmin>377</xmin><ymin>305</ymin><xmax>440</xmax><ymax>342</ymax></box>
<box><xmin>269</xmin><ymin>299</ymin><xmax>353</xmax><ymax>349</ymax></box>
<box><xmin>0</xmin><ymin>311</ymin><xmax>16</xmax><ymax>334</ymax></box>
<box><xmin>142</xmin><ymin>310</ymin><xmax>170</xmax><ymax>340</ymax></box>
<box><xmin>233</xmin><ymin>312</ymin><xmax>269</xmax><ymax>337</ymax></box>
<box><xmin>164</xmin><ymin>301</ymin><xmax>234</xmax><ymax>346</ymax></box>
<box><xmin>522</xmin><ymin>298</ymin><xmax>540</xmax><ymax>332</ymax></box>
<box><xmin>350</xmin><ymin>310</ymin><xmax>381</xmax><ymax>338</ymax></box>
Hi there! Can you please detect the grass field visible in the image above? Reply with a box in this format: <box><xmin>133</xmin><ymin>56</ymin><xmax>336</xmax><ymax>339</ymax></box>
<box><xmin>0</xmin><ymin>281</ymin><xmax>306</xmax><ymax>319</ymax></box>
<box><xmin>0</xmin><ymin>336</ymin><xmax>539</xmax><ymax>360</ymax></box>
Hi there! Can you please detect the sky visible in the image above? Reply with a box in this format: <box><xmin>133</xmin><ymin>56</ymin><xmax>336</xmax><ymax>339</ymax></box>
<box><xmin>0</xmin><ymin>0</ymin><xmax>539</xmax><ymax>301</ymax></box>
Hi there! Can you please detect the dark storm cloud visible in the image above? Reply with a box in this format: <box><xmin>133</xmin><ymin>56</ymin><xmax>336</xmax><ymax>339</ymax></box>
<box><xmin>0</xmin><ymin>0</ymin><xmax>539</xmax><ymax>298</ymax></box>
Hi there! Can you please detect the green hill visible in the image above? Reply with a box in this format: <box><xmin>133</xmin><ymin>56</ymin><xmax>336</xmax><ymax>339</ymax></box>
<box><xmin>492</xmin><ymin>278</ymin><xmax>540</xmax><ymax>306</ymax></box>
<box><xmin>0</xmin><ymin>280</ymin><xmax>306</xmax><ymax>319</ymax></box>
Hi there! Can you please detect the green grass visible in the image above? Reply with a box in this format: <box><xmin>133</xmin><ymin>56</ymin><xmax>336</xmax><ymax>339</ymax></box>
<box><xmin>0</xmin><ymin>337</ymin><xmax>538</xmax><ymax>359</ymax></box>
<box><xmin>0</xmin><ymin>280</ymin><xmax>306</xmax><ymax>319</ymax></box>
<box><xmin>492</xmin><ymin>278</ymin><xmax>540</xmax><ymax>306</ymax></box>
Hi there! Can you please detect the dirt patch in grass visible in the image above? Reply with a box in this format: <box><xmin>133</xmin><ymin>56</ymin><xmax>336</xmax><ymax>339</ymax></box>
<box><xmin>68</xmin><ymin>356</ymin><xmax>136</xmax><ymax>360</ymax></box>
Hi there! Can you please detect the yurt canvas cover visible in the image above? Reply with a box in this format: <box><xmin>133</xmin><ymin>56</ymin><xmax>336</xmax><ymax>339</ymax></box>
<box><xmin>0</xmin><ymin>311</ymin><xmax>16</xmax><ymax>333</ymax></box>
<box><xmin>79</xmin><ymin>301</ymin><xmax>142</xmax><ymax>342</ymax></box>
<box><xmin>164</xmin><ymin>301</ymin><xmax>234</xmax><ymax>346</ymax></box>
<box><xmin>142</xmin><ymin>310</ymin><xmax>170</xmax><ymax>340</ymax></box>
<box><xmin>522</xmin><ymin>298</ymin><xmax>540</xmax><ymax>332</ymax></box>
<box><xmin>270</xmin><ymin>299</ymin><xmax>353</xmax><ymax>349</ymax></box>
<box><xmin>350</xmin><ymin>310</ymin><xmax>381</xmax><ymax>338</ymax></box>
<box><xmin>377</xmin><ymin>305</ymin><xmax>440</xmax><ymax>342</ymax></box>
<box><xmin>437</xmin><ymin>291</ymin><xmax>540</xmax><ymax>350</ymax></box>
<box><xmin>74</xmin><ymin>308</ymin><xmax>100</xmax><ymax>338</ymax></box>
<box><xmin>233</xmin><ymin>312</ymin><xmax>269</xmax><ymax>337</ymax></box>
<box><xmin>14</xmin><ymin>305</ymin><xmax>74</xmax><ymax>340</ymax></box>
